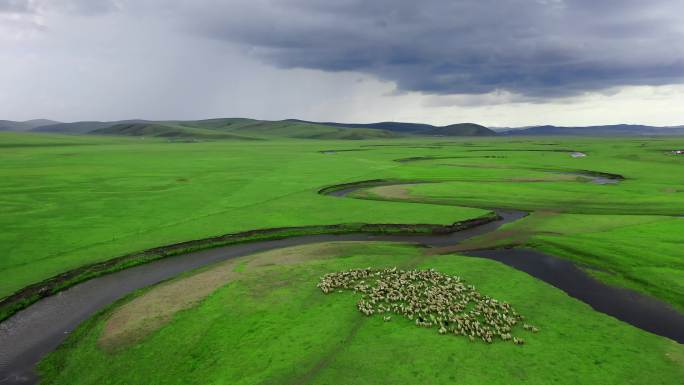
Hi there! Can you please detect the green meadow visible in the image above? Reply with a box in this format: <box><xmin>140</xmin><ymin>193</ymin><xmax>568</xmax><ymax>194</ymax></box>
<box><xmin>40</xmin><ymin>242</ymin><xmax>684</xmax><ymax>385</ymax></box>
<box><xmin>1</xmin><ymin>131</ymin><xmax>683</xmax><ymax>383</ymax></box>
<box><xmin>1</xmin><ymin>133</ymin><xmax>487</xmax><ymax>298</ymax></box>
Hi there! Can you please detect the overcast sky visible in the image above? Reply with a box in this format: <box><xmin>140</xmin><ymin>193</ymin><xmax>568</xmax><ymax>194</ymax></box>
<box><xmin>1</xmin><ymin>0</ymin><xmax>684</xmax><ymax>126</ymax></box>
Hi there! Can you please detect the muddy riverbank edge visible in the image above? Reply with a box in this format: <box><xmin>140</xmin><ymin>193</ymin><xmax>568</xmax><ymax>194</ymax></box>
<box><xmin>0</xmin><ymin>212</ymin><xmax>500</xmax><ymax>323</ymax></box>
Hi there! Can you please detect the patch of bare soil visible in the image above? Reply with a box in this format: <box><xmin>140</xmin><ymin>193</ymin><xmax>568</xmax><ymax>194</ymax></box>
<box><xmin>98</xmin><ymin>242</ymin><xmax>384</xmax><ymax>350</ymax></box>
<box><xmin>245</xmin><ymin>242</ymin><xmax>370</xmax><ymax>268</ymax></box>
<box><xmin>664</xmin><ymin>340</ymin><xmax>684</xmax><ymax>370</ymax></box>
<box><xmin>367</xmin><ymin>185</ymin><xmax>413</xmax><ymax>199</ymax></box>
<box><xmin>99</xmin><ymin>259</ymin><xmax>240</xmax><ymax>351</ymax></box>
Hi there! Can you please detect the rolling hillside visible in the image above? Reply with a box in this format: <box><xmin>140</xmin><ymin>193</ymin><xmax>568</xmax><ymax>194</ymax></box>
<box><xmin>286</xmin><ymin>119</ymin><xmax>437</xmax><ymax>133</ymax></box>
<box><xmin>1</xmin><ymin>117</ymin><xmax>498</xmax><ymax>139</ymax></box>
<box><xmin>20</xmin><ymin>118</ymin><xmax>403</xmax><ymax>140</ymax></box>
<box><xmin>5</xmin><ymin>118</ymin><xmax>684</xmax><ymax>138</ymax></box>
<box><xmin>91</xmin><ymin>123</ymin><xmax>258</xmax><ymax>140</ymax></box>
<box><xmin>34</xmin><ymin>120</ymin><xmax>149</xmax><ymax>134</ymax></box>
<box><xmin>289</xmin><ymin>119</ymin><xmax>497</xmax><ymax>136</ymax></box>
<box><xmin>421</xmin><ymin>123</ymin><xmax>496</xmax><ymax>136</ymax></box>
<box><xmin>190</xmin><ymin>119</ymin><xmax>402</xmax><ymax>139</ymax></box>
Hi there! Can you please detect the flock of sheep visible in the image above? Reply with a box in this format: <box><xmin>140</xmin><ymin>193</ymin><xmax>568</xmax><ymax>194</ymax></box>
<box><xmin>318</xmin><ymin>267</ymin><xmax>538</xmax><ymax>344</ymax></box>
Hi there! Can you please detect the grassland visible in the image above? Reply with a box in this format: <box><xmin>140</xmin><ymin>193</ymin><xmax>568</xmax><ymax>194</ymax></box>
<box><xmin>39</xmin><ymin>242</ymin><xmax>684</xmax><ymax>385</ymax></box>
<box><xmin>459</xmin><ymin>213</ymin><xmax>684</xmax><ymax>311</ymax></box>
<box><xmin>2</xmin><ymin>133</ymin><xmax>683</xmax><ymax>303</ymax></box>
<box><xmin>2</xmin><ymin>131</ymin><xmax>684</xmax><ymax>384</ymax></box>
<box><xmin>0</xmin><ymin>132</ymin><xmax>489</xmax><ymax>299</ymax></box>
<box><xmin>350</xmin><ymin>140</ymin><xmax>684</xmax><ymax>311</ymax></box>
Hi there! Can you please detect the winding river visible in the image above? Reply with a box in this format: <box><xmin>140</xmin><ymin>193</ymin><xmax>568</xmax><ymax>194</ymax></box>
<box><xmin>0</xmin><ymin>178</ymin><xmax>682</xmax><ymax>385</ymax></box>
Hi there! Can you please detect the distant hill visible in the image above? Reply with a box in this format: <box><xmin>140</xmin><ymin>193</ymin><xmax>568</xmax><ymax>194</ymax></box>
<box><xmin>287</xmin><ymin>119</ymin><xmax>496</xmax><ymax>136</ymax></box>
<box><xmin>0</xmin><ymin>119</ymin><xmax>60</xmax><ymax>131</ymax></box>
<box><xmin>34</xmin><ymin>120</ymin><xmax>149</xmax><ymax>134</ymax></box>
<box><xmin>422</xmin><ymin>123</ymin><xmax>496</xmax><ymax>136</ymax></box>
<box><xmin>91</xmin><ymin>122</ymin><xmax>258</xmax><ymax>140</ymax></box>
<box><xmin>36</xmin><ymin>118</ymin><xmax>403</xmax><ymax>140</ymax></box>
<box><xmin>287</xmin><ymin>120</ymin><xmax>437</xmax><ymax>133</ymax></box>
<box><xmin>8</xmin><ymin>117</ymin><xmax>682</xmax><ymax>139</ymax></box>
<box><xmin>201</xmin><ymin>119</ymin><xmax>402</xmax><ymax>139</ymax></box>
<box><xmin>503</xmin><ymin>124</ymin><xmax>684</xmax><ymax>136</ymax></box>
<box><xmin>0</xmin><ymin>117</ymin><xmax>497</xmax><ymax>138</ymax></box>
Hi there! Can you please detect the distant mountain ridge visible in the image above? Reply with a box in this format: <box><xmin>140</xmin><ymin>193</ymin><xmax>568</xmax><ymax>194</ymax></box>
<box><xmin>422</xmin><ymin>123</ymin><xmax>495</xmax><ymax>136</ymax></box>
<box><xmin>24</xmin><ymin>118</ymin><xmax>405</xmax><ymax>140</ymax></box>
<box><xmin>0</xmin><ymin>118</ymin><xmax>496</xmax><ymax>139</ymax></box>
<box><xmin>285</xmin><ymin>119</ymin><xmax>437</xmax><ymax>133</ymax></box>
<box><xmin>2</xmin><ymin>118</ymin><xmax>684</xmax><ymax>138</ymax></box>
<box><xmin>34</xmin><ymin>120</ymin><xmax>150</xmax><ymax>134</ymax></box>
<box><xmin>0</xmin><ymin>119</ymin><xmax>61</xmax><ymax>131</ymax></box>
<box><xmin>502</xmin><ymin>124</ymin><xmax>684</xmax><ymax>136</ymax></box>
<box><xmin>286</xmin><ymin>119</ymin><xmax>496</xmax><ymax>136</ymax></box>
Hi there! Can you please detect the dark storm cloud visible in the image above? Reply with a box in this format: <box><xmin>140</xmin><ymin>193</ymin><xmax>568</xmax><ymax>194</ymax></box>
<box><xmin>182</xmin><ymin>0</ymin><xmax>684</xmax><ymax>97</ymax></box>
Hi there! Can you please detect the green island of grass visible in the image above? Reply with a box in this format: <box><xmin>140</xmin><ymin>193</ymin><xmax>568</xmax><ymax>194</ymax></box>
<box><xmin>39</xmin><ymin>242</ymin><xmax>683</xmax><ymax>385</ymax></box>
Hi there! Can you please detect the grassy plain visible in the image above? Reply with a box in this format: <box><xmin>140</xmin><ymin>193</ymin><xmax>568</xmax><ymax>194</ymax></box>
<box><xmin>39</xmin><ymin>242</ymin><xmax>684</xmax><ymax>385</ymax></box>
<box><xmin>353</xmin><ymin>140</ymin><xmax>684</xmax><ymax>310</ymax></box>
<box><xmin>3</xmin><ymin>131</ymin><xmax>684</xmax><ymax>384</ymax></box>
<box><xmin>2</xmin><ymin>133</ymin><xmax>684</xmax><ymax>304</ymax></box>
<box><xmin>429</xmin><ymin>212</ymin><xmax>684</xmax><ymax>311</ymax></box>
<box><xmin>0</xmin><ymin>133</ymin><xmax>488</xmax><ymax>298</ymax></box>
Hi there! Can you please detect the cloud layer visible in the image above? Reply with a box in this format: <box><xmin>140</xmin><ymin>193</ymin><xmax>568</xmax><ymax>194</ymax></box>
<box><xmin>1</xmin><ymin>0</ymin><xmax>684</xmax><ymax>125</ymax></box>
<box><xmin>181</xmin><ymin>0</ymin><xmax>684</xmax><ymax>97</ymax></box>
